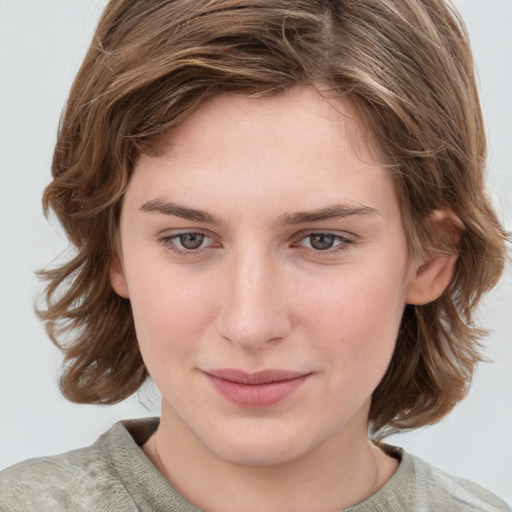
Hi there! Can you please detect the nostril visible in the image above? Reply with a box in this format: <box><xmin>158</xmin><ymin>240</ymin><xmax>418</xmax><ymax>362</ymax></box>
<box><xmin>216</xmin><ymin>304</ymin><xmax>291</xmax><ymax>352</ymax></box>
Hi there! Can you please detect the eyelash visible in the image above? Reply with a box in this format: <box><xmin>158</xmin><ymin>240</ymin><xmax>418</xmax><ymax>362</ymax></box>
<box><xmin>159</xmin><ymin>232</ymin><xmax>214</xmax><ymax>257</ymax></box>
<box><xmin>158</xmin><ymin>231</ymin><xmax>356</xmax><ymax>257</ymax></box>
<box><xmin>294</xmin><ymin>233</ymin><xmax>355</xmax><ymax>255</ymax></box>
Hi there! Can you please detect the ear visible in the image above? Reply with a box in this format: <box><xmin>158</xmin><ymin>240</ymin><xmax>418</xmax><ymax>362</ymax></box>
<box><xmin>110</xmin><ymin>253</ymin><xmax>130</xmax><ymax>299</ymax></box>
<box><xmin>405</xmin><ymin>211</ymin><xmax>463</xmax><ymax>306</ymax></box>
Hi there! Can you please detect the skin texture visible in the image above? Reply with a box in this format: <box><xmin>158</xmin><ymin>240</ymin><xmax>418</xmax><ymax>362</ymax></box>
<box><xmin>111</xmin><ymin>87</ymin><xmax>457</xmax><ymax>511</ymax></box>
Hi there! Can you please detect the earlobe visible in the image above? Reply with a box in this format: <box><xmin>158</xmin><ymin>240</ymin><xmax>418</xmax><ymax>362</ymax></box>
<box><xmin>110</xmin><ymin>255</ymin><xmax>130</xmax><ymax>299</ymax></box>
<box><xmin>405</xmin><ymin>211</ymin><xmax>463</xmax><ymax>306</ymax></box>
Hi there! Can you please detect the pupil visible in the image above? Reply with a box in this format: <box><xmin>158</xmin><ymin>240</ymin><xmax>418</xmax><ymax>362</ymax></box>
<box><xmin>310</xmin><ymin>234</ymin><xmax>335</xmax><ymax>250</ymax></box>
<box><xmin>180</xmin><ymin>233</ymin><xmax>204</xmax><ymax>250</ymax></box>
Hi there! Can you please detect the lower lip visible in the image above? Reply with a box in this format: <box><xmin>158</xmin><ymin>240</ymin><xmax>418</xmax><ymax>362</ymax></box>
<box><xmin>204</xmin><ymin>373</ymin><xmax>310</xmax><ymax>408</ymax></box>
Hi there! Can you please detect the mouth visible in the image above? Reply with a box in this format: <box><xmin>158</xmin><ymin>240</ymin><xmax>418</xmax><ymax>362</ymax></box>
<box><xmin>202</xmin><ymin>369</ymin><xmax>312</xmax><ymax>408</ymax></box>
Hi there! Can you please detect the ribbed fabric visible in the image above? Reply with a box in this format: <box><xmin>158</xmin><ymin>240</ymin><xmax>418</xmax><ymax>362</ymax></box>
<box><xmin>1</xmin><ymin>418</ymin><xmax>509</xmax><ymax>511</ymax></box>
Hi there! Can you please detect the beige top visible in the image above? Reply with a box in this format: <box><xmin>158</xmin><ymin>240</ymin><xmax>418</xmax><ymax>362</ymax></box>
<box><xmin>0</xmin><ymin>418</ymin><xmax>510</xmax><ymax>511</ymax></box>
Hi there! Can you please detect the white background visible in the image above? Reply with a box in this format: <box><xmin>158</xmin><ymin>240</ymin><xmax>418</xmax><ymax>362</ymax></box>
<box><xmin>0</xmin><ymin>0</ymin><xmax>511</xmax><ymax>504</ymax></box>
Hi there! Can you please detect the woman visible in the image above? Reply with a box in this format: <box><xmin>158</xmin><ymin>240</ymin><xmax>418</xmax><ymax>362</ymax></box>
<box><xmin>1</xmin><ymin>1</ymin><xmax>510</xmax><ymax>510</ymax></box>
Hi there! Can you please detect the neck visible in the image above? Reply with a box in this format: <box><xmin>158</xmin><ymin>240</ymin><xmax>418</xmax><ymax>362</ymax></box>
<box><xmin>143</xmin><ymin>404</ymin><xmax>398</xmax><ymax>512</ymax></box>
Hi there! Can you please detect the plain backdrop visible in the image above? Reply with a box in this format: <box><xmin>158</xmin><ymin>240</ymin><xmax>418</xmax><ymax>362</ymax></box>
<box><xmin>1</xmin><ymin>0</ymin><xmax>511</xmax><ymax>504</ymax></box>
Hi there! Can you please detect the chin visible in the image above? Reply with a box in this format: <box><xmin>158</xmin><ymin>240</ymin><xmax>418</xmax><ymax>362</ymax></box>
<box><xmin>206</xmin><ymin>436</ymin><xmax>304</xmax><ymax>467</ymax></box>
<box><xmin>196</xmin><ymin>419</ymin><xmax>321</xmax><ymax>467</ymax></box>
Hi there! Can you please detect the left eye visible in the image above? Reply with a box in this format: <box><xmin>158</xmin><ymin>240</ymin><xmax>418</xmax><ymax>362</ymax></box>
<box><xmin>299</xmin><ymin>233</ymin><xmax>351</xmax><ymax>251</ymax></box>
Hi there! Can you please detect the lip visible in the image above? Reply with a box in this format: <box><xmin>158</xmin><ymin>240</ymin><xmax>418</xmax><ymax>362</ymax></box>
<box><xmin>202</xmin><ymin>369</ymin><xmax>312</xmax><ymax>408</ymax></box>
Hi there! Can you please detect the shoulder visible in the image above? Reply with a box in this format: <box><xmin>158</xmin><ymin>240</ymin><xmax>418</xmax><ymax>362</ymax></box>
<box><xmin>404</xmin><ymin>449</ymin><xmax>511</xmax><ymax>512</ymax></box>
<box><xmin>350</xmin><ymin>444</ymin><xmax>511</xmax><ymax>512</ymax></box>
<box><xmin>0</xmin><ymin>424</ymin><xmax>139</xmax><ymax>512</ymax></box>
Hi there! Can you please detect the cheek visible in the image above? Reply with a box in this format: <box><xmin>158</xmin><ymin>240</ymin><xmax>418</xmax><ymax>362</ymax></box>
<box><xmin>300</xmin><ymin>264</ymin><xmax>406</xmax><ymax>337</ymax></box>
<box><xmin>124</xmin><ymin>263</ymin><xmax>216</xmax><ymax>367</ymax></box>
<box><xmin>296</xmin><ymin>264</ymin><xmax>406</xmax><ymax>379</ymax></box>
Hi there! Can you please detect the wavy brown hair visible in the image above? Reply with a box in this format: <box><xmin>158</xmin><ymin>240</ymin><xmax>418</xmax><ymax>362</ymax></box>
<box><xmin>38</xmin><ymin>0</ymin><xmax>508</xmax><ymax>435</ymax></box>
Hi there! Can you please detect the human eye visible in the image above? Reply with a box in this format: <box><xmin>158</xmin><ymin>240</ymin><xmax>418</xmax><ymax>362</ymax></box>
<box><xmin>294</xmin><ymin>232</ymin><xmax>355</xmax><ymax>254</ymax></box>
<box><xmin>159</xmin><ymin>231</ymin><xmax>217</xmax><ymax>256</ymax></box>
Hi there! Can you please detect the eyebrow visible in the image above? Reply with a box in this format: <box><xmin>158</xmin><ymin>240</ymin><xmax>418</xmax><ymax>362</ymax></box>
<box><xmin>140</xmin><ymin>198</ymin><xmax>379</xmax><ymax>225</ymax></box>
<box><xmin>279</xmin><ymin>204</ymin><xmax>379</xmax><ymax>224</ymax></box>
<box><xmin>140</xmin><ymin>198</ymin><xmax>223</xmax><ymax>224</ymax></box>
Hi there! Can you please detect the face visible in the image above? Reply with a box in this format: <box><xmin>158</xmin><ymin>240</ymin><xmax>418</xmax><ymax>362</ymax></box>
<box><xmin>113</xmin><ymin>86</ymin><xmax>421</xmax><ymax>466</ymax></box>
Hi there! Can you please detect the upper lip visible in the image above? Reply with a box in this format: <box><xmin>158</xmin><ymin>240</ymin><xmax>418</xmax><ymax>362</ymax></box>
<box><xmin>203</xmin><ymin>369</ymin><xmax>311</xmax><ymax>385</ymax></box>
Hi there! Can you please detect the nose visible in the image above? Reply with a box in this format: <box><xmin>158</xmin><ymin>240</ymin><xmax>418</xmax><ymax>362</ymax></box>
<box><xmin>216</xmin><ymin>248</ymin><xmax>292</xmax><ymax>352</ymax></box>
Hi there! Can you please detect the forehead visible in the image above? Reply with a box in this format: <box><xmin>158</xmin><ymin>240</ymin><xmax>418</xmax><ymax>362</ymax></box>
<box><xmin>127</xmin><ymin>86</ymin><xmax>399</xmax><ymax>223</ymax></box>
<box><xmin>159</xmin><ymin>87</ymin><xmax>380</xmax><ymax>165</ymax></box>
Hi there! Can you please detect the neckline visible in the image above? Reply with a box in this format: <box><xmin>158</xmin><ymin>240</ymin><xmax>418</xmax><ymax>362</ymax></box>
<box><xmin>107</xmin><ymin>418</ymin><xmax>410</xmax><ymax>512</ymax></box>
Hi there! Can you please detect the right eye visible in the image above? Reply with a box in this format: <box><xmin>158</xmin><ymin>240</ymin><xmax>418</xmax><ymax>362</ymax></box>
<box><xmin>176</xmin><ymin>233</ymin><xmax>206</xmax><ymax>250</ymax></box>
<box><xmin>159</xmin><ymin>231</ymin><xmax>216</xmax><ymax>256</ymax></box>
